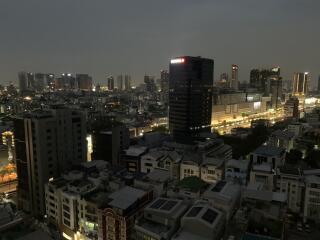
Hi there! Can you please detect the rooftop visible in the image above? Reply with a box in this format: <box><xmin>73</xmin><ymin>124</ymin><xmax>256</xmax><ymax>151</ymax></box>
<box><xmin>278</xmin><ymin>165</ymin><xmax>301</xmax><ymax>176</ymax></box>
<box><xmin>252</xmin><ymin>163</ymin><xmax>273</xmax><ymax>173</ymax></box>
<box><xmin>125</xmin><ymin>145</ymin><xmax>148</xmax><ymax>157</ymax></box>
<box><xmin>108</xmin><ymin>186</ymin><xmax>146</xmax><ymax>210</ymax></box>
<box><xmin>271</xmin><ymin>130</ymin><xmax>295</xmax><ymax>140</ymax></box>
<box><xmin>253</xmin><ymin>145</ymin><xmax>285</xmax><ymax>157</ymax></box>
<box><xmin>226</xmin><ymin>159</ymin><xmax>250</xmax><ymax>170</ymax></box>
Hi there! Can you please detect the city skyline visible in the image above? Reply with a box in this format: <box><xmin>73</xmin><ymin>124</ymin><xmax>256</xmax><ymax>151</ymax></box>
<box><xmin>1</xmin><ymin>0</ymin><xmax>320</xmax><ymax>86</ymax></box>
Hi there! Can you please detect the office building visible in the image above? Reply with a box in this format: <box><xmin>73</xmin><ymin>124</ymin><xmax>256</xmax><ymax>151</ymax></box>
<box><xmin>14</xmin><ymin>107</ymin><xmax>87</xmax><ymax>218</ymax></box>
<box><xmin>76</xmin><ymin>74</ymin><xmax>92</xmax><ymax>91</ymax></box>
<box><xmin>18</xmin><ymin>72</ymin><xmax>55</xmax><ymax>92</ymax></box>
<box><xmin>117</xmin><ymin>75</ymin><xmax>124</xmax><ymax>90</ymax></box>
<box><xmin>250</xmin><ymin>67</ymin><xmax>281</xmax><ymax>93</ymax></box>
<box><xmin>124</xmin><ymin>74</ymin><xmax>131</xmax><ymax>90</ymax></box>
<box><xmin>284</xmin><ymin>96</ymin><xmax>299</xmax><ymax>119</ymax></box>
<box><xmin>169</xmin><ymin>56</ymin><xmax>213</xmax><ymax>143</ymax></box>
<box><xmin>230</xmin><ymin>64</ymin><xmax>239</xmax><ymax>90</ymax></box>
<box><xmin>18</xmin><ymin>72</ymin><xmax>35</xmax><ymax>93</ymax></box>
<box><xmin>268</xmin><ymin>77</ymin><xmax>282</xmax><ymax>109</ymax></box>
<box><xmin>107</xmin><ymin>76</ymin><xmax>114</xmax><ymax>91</ymax></box>
<box><xmin>217</xmin><ymin>73</ymin><xmax>229</xmax><ymax>88</ymax></box>
<box><xmin>160</xmin><ymin>70</ymin><xmax>169</xmax><ymax>92</ymax></box>
<box><xmin>293</xmin><ymin>72</ymin><xmax>309</xmax><ymax>96</ymax></box>
<box><xmin>144</xmin><ymin>75</ymin><xmax>156</xmax><ymax>92</ymax></box>
<box><xmin>55</xmin><ymin>73</ymin><xmax>77</xmax><ymax>90</ymax></box>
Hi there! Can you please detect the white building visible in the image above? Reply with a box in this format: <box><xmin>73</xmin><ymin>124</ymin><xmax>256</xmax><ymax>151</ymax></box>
<box><xmin>172</xmin><ymin>201</ymin><xmax>225</xmax><ymax>240</ymax></box>
<box><xmin>134</xmin><ymin>197</ymin><xmax>189</xmax><ymax>240</ymax></box>
<box><xmin>225</xmin><ymin>159</ymin><xmax>250</xmax><ymax>185</ymax></box>
<box><xmin>268</xmin><ymin>130</ymin><xmax>295</xmax><ymax>152</ymax></box>
<box><xmin>140</xmin><ymin>150</ymin><xmax>165</xmax><ymax>173</ymax></box>
<box><xmin>276</xmin><ymin>166</ymin><xmax>304</xmax><ymax>213</ymax></box>
<box><xmin>303</xmin><ymin>175</ymin><xmax>320</xmax><ymax>221</ymax></box>
<box><xmin>202</xmin><ymin>181</ymin><xmax>241</xmax><ymax>221</ymax></box>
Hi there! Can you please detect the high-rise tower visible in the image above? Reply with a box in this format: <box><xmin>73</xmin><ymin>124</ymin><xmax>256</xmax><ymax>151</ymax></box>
<box><xmin>169</xmin><ymin>56</ymin><xmax>213</xmax><ymax>143</ymax></box>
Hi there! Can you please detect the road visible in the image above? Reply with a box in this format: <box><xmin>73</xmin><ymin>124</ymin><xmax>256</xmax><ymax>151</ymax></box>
<box><xmin>0</xmin><ymin>180</ymin><xmax>17</xmax><ymax>193</ymax></box>
<box><xmin>212</xmin><ymin>109</ymin><xmax>284</xmax><ymax>134</ymax></box>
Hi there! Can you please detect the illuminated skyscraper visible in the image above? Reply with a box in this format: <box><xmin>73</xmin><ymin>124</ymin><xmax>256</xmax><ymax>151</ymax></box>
<box><xmin>169</xmin><ymin>56</ymin><xmax>213</xmax><ymax>143</ymax></box>
<box><xmin>293</xmin><ymin>72</ymin><xmax>309</xmax><ymax>96</ymax></box>
<box><xmin>230</xmin><ymin>64</ymin><xmax>239</xmax><ymax>90</ymax></box>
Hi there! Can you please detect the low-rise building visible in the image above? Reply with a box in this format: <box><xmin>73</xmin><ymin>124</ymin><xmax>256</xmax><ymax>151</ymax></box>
<box><xmin>303</xmin><ymin>175</ymin><xmax>320</xmax><ymax>221</ymax></box>
<box><xmin>249</xmin><ymin>163</ymin><xmax>275</xmax><ymax>191</ymax></box>
<box><xmin>172</xmin><ymin>201</ymin><xmax>226</xmax><ymax>240</ymax></box>
<box><xmin>121</xmin><ymin>145</ymin><xmax>148</xmax><ymax>172</ymax></box>
<box><xmin>225</xmin><ymin>159</ymin><xmax>250</xmax><ymax>185</ymax></box>
<box><xmin>202</xmin><ymin>181</ymin><xmax>241</xmax><ymax>221</ymax></box>
<box><xmin>276</xmin><ymin>165</ymin><xmax>304</xmax><ymax>214</ymax></box>
<box><xmin>134</xmin><ymin>168</ymin><xmax>171</xmax><ymax>198</ymax></box>
<box><xmin>249</xmin><ymin>145</ymin><xmax>286</xmax><ymax>171</ymax></box>
<box><xmin>98</xmin><ymin>186</ymin><xmax>152</xmax><ymax>240</ymax></box>
<box><xmin>140</xmin><ymin>150</ymin><xmax>165</xmax><ymax>173</ymax></box>
<box><xmin>268</xmin><ymin>130</ymin><xmax>295</xmax><ymax>152</ymax></box>
<box><xmin>134</xmin><ymin>197</ymin><xmax>189</xmax><ymax>240</ymax></box>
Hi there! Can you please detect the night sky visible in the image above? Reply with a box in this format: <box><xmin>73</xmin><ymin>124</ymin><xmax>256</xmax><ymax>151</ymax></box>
<box><xmin>1</xmin><ymin>0</ymin><xmax>319</xmax><ymax>86</ymax></box>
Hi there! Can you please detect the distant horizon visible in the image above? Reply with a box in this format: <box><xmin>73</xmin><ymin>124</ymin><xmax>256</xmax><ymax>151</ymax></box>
<box><xmin>1</xmin><ymin>1</ymin><xmax>319</xmax><ymax>87</ymax></box>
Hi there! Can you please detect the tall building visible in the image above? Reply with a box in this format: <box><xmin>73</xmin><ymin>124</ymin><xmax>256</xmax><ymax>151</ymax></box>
<box><xmin>169</xmin><ymin>56</ymin><xmax>213</xmax><ymax>143</ymax></box>
<box><xmin>144</xmin><ymin>75</ymin><xmax>156</xmax><ymax>92</ymax></box>
<box><xmin>76</xmin><ymin>74</ymin><xmax>92</xmax><ymax>91</ymax></box>
<box><xmin>293</xmin><ymin>72</ymin><xmax>309</xmax><ymax>96</ymax></box>
<box><xmin>107</xmin><ymin>76</ymin><xmax>115</xmax><ymax>91</ymax></box>
<box><xmin>250</xmin><ymin>67</ymin><xmax>281</xmax><ymax>93</ymax></box>
<box><xmin>160</xmin><ymin>70</ymin><xmax>169</xmax><ymax>92</ymax></box>
<box><xmin>18</xmin><ymin>72</ymin><xmax>34</xmax><ymax>92</ymax></box>
<box><xmin>14</xmin><ymin>107</ymin><xmax>87</xmax><ymax>218</ymax></box>
<box><xmin>268</xmin><ymin>77</ymin><xmax>282</xmax><ymax>109</ymax></box>
<box><xmin>92</xmin><ymin>124</ymin><xmax>130</xmax><ymax>166</ymax></box>
<box><xmin>19</xmin><ymin>72</ymin><xmax>55</xmax><ymax>92</ymax></box>
<box><xmin>55</xmin><ymin>73</ymin><xmax>76</xmax><ymax>90</ymax></box>
<box><xmin>117</xmin><ymin>75</ymin><xmax>124</xmax><ymax>90</ymax></box>
<box><xmin>284</xmin><ymin>97</ymin><xmax>299</xmax><ymax>119</ymax></box>
<box><xmin>230</xmin><ymin>64</ymin><xmax>239</xmax><ymax>90</ymax></box>
<box><xmin>216</xmin><ymin>73</ymin><xmax>229</xmax><ymax>88</ymax></box>
<box><xmin>124</xmin><ymin>74</ymin><xmax>131</xmax><ymax>90</ymax></box>
<box><xmin>318</xmin><ymin>75</ymin><xmax>320</xmax><ymax>93</ymax></box>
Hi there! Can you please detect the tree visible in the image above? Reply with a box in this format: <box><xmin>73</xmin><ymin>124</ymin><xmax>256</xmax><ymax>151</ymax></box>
<box><xmin>286</xmin><ymin>149</ymin><xmax>303</xmax><ymax>164</ymax></box>
<box><xmin>305</xmin><ymin>150</ymin><xmax>320</xmax><ymax>168</ymax></box>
